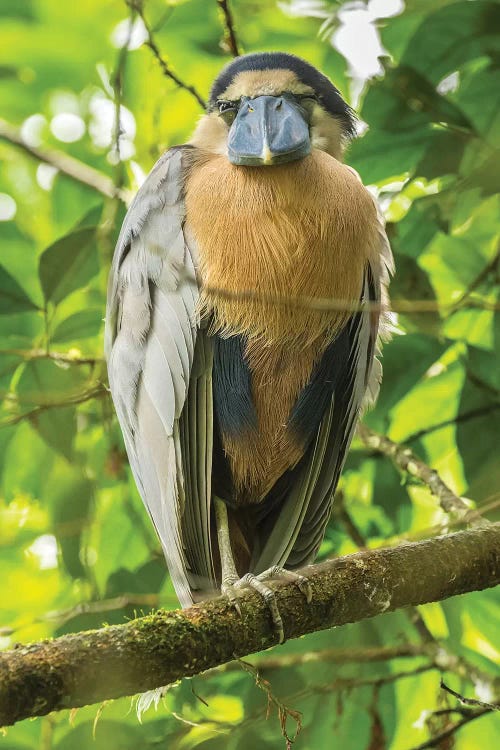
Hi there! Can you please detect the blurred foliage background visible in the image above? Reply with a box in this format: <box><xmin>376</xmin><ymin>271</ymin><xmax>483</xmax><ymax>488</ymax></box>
<box><xmin>1</xmin><ymin>0</ymin><xmax>499</xmax><ymax>748</ymax></box>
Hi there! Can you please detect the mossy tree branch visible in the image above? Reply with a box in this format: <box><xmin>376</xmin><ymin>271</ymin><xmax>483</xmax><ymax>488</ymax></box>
<box><xmin>1</xmin><ymin>524</ymin><xmax>499</xmax><ymax>726</ymax></box>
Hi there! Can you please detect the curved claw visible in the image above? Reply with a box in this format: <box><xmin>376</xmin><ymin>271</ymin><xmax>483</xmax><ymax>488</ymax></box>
<box><xmin>222</xmin><ymin>573</ymin><xmax>284</xmax><ymax>643</ymax></box>
<box><xmin>237</xmin><ymin>573</ymin><xmax>285</xmax><ymax>643</ymax></box>
<box><xmin>221</xmin><ymin>567</ymin><xmax>312</xmax><ymax>644</ymax></box>
<box><xmin>221</xmin><ymin>581</ymin><xmax>243</xmax><ymax>618</ymax></box>
<box><xmin>257</xmin><ymin>566</ymin><xmax>313</xmax><ymax>604</ymax></box>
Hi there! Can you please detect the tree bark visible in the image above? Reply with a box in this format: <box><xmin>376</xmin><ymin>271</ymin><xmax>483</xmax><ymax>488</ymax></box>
<box><xmin>1</xmin><ymin>524</ymin><xmax>499</xmax><ymax>726</ymax></box>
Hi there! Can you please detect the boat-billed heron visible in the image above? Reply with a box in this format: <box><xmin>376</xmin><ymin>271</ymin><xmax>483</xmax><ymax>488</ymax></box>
<box><xmin>105</xmin><ymin>52</ymin><xmax>393</xmax><ymax>641</ymax></box>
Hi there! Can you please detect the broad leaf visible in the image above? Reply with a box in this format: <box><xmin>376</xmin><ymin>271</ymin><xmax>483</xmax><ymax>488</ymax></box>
<box><xmin>38</xmin><ymin>227</ymin><xmax>99</xmax><ymax>306</ymax></box>
<box><xmin>51</xmin><ymin>309</ymin><xmax>102</xmax><ymax>343</ymax></box>
<box><xmin>14</xmin><ymin>360</ymin><xmax>90</xmax><ymax>458</ymax></box>
<box><xmin>0</xmin><ymin>264</ymin><xmax>39</xmax><ymax>315</ymax></box>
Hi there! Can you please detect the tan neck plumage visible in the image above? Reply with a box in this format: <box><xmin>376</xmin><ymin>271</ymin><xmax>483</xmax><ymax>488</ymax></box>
<box><xmin>185</xmin><ymin>149</ymin><xmax>378</xmax><ymax>346</ymax></box>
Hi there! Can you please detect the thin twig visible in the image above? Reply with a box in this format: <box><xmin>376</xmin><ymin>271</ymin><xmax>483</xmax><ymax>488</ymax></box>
<box><xmin>407</xmin><ymin>708</ymin><xmax>491</xmax><ymax>750</ymax></box>
<box><xmin>406</xmin><ymin>404</ymin><xmax>500</xmax><ymax>443</ymax></box>
<box><xmin>447</xmin><ymin>243</ymin><xmax>500</xmax><ymax>314</ymax></box>
<box><xmin>0</xmin><ymin>118</ymin><xmax>131</xmax><ymax>204</ymax></box>
<box><xmin>111</xmin><ymin>4</ymin><xmax>134</xmax><ymax>179</ymax></box>
<box><xmin>357</xmin><ymin>424</ymin><xmax>471</xmax><ymax>517</ymax></box>
<box><xmin>225</xmin><ymin>664</ymin><xmax>437</xmax><ymax>739</ymax></box>
<box><xmin>0</xmin><ymin>383</ymin><xmax>108</xmax><ymax>429</ymax></box>
<box><xmin>196</xmin><ymin>277</ymin><xmax>500</xmax><ymax>313</ymax></box>
<box><xmin>130</xmin><ymin>1</ymin><xmax>206</xmax><ymax>109</ymax></box>
<box><xmin>238</xmin><ymin>660</ymin><xmax>302</xmax><ymax>747</ymax></box>
<box><xmin>0</xmin><ymin>349</ymin><xmax>100</xmax><ymax>366</ymax></box>
<box><xmin>333</xmin><ymin>490</ymin><xmax>368</xmax><ymax>548</ymax></box>
<box><xmin>206</xmin><ymin>643</ymin><xmax>428</xmax><ymax>675</ymax></box>
<box><xmin>440</xmin><ymin>678</ymin><xmax>500</xmax><ymax>712</ymax></box>
<box><xmin>0</xmin><ymin>595</ymin><xmax>159</xmax><ymax>636</ymax></box>
<box><xmin>217</xmin><ymin>0</ymin><xmax>241</xmax><ymax>56</ymax></box>
<box><xmin>296</xmin><ymin>663</ymin><xmax>435</xmax><ymax>697</ymax></box>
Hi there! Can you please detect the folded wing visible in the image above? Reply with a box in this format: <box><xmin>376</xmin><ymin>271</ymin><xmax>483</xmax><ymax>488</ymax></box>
<box><xmin>253</xmin><ymin>230</ymin><xmax>392</xmax><ymax>573</ymax></box>
<box><xmin>105</xmin><ymin>147</ymin><xmax>215</xmax><ymax>606</ymax></box>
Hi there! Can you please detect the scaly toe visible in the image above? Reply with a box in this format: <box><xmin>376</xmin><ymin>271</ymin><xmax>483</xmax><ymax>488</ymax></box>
<box><xmin>257</xmin><ymin>566</ymin><xmax>313</xmax><ymax>604</ymax></box>
<box><xmin>222</xmin><ymin>581</ymin><xmax>243</xmax><ymax>618</ymax></box>
<box><xmin>233</xmin><ymin>573</ymin><xmax>285</xmax><ymax>643</ymax></box>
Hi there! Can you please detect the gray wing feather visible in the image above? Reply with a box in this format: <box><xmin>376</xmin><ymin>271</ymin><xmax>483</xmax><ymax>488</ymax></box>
<box><xmin>252</xmin><ymin>264</ymin><xmax>381</xmax><ymax>574</ymax></box>
<box><xmin>105</xmin><ymin>148</ymin><xmax>215</xmax><ymax>607</ymax></box>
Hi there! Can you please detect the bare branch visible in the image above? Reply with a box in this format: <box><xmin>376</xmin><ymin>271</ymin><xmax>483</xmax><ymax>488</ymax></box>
<box><xmin>440</xmin><ymin>678</ymin><xmax>500</xmax><ymax>712</ymax></box>
<box><xmin>217</xmin><ymin>0</ymin><xmax>241</xmax><ymax>57</ymax></box>
<box><xmin>196</xmin><ymin>277</ymin><xmax>500</xmax><ymax>314</ymax></box>
<box><xmin>111</xmin><ymin>5</ymin><xmax>134</xmax><ymax>181</ymax></box>
<box><xmin>0</xmin><ymin>594</ymin><xmax>160</xmax><ymax>637</ymax></box>
<box><xmin>291</xmin><ymin>663</ymin><xmax>435</xmax><ymax>698</ymax></box>
<box><xmin>357</xmin><ymin>424</ymin><xmax>472</xmax><ymax>518</ymax></box>
<box><xmin>0</xmin><ymin>118</ymin><xmax>131</xmax><ymax>204</ymax></box>
<box><xmin>408</xmin><ymin>708</ymin><xmax>491</xmax><ymax>750</ymax></box>
<box><xmin>406</xmin><ymin>404</ymin><xmax>500</xmax><ymax>443</ymax></box>
<box><xmin>0</xmin><ymin>524</ymin><xmax>499</xmax><ymax>726</ymax></box>
<box><xmin>130</xmin><ymin>2</ymin><xmax>206</xmax><ymax>109</ymax></box>
<box><xmin>238</xmin><ymin>660</ymin><xmax>302</xmax><ymax>746</ymax></box>
<box><xmin>0</xmin><ymin>383</ymin><xmax>108</xmax><ymax>429</ymax></box>
<box><xmin>333</xmin><ymin>489</ymin><xmax>369</xmax><ymax>548</ymax></box>
<box><xmin>208</xmin><ymin>643</ymin><xmax>428</xmax><ymax>675</ymax></box>
<box><xmin>0</xmin><ymin>349</ymin><xmax>100</xmax><ymax>366</ymax></box>
<box><xmin>447</xmin><ymin>242</ymin><xmax>500</xmax><ymax>315</ymax></box>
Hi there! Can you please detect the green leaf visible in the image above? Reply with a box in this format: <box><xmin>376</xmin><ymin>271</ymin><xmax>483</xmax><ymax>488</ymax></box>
<box><xmin>443</xmin><ymin>297</ymin><xmax>497</xmax><ymax>351</ymax></box>
<box><xmin>47</xmin><ymin>463</ymin><xmax>93</xmax><ymax>579</ymax></box>
<box><xmin>51</xmin><ymin>309</ymin><xmax>102</xmax><ymax>343</ymax></box>
<box><xmin>367</xmin><ymin>333</ymin><xmax>448</xmax><ymax>425</ymax></box>
<box><xmin>0</xmin><ymin>0</ymin><xmax>35</xmax><ymax>21</ymax></box>
<box><xmin>30</xmin><ymin>406</ymin><xmax>76</xmax><ymax>462</ymax></box>
<box><xmin>0</xmin><ymin>64</ymin><xmax>19</xmax><ymax>79</ymax></box>
<box><xmin>402</xmin><ymin>1</ymin><xmax>500</xmax><ymax>84</ymax></box>
<box><xmin>15</xmin><ymin>360</ymin><xmax>89</xmax><ymax>458</ymax></box>
<box><xmin>389</xmin><ymin>359</ymin><xmax>466</xmax><ymax>442</ymax></box>
<box><xmin>74</xmin><ymin>203</ymin><xmax>104</xmax><ymax>229</ymax></box>
<box><xmin>15</xmin><ymin>359</ymin><xmax>89</xmax><ymax>406</ymax></box>
<box><xmin>0</xmin><ymin>264</ymin><xmax>39</xmax><ymax>315</ymax></box>
<box><xmin>1</xmin><ymin>422</ymin><xmax>55</xmax><ymax>503</ymax></box>
<box><xmin>38</xmin><ymin>226</ymin><xmax>99</xmax><ymax>306</ymax></box>
<box><xmin>55</xmin><ymin>721</ymin><xmax>144</xmax><ymax>750</ymax></box>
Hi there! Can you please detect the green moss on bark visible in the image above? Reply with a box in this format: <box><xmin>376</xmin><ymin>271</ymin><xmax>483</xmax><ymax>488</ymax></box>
<box><xmin>1</xmin><ymin>524</ymin><xmax>499</xmax><ymax>726</ymax></box>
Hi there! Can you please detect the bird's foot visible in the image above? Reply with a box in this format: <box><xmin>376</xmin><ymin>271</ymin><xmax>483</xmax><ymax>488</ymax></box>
<box><xmin>222</xmin><ymin>567</ymin><xmax>312</xmax><ymax>644</ymax></box>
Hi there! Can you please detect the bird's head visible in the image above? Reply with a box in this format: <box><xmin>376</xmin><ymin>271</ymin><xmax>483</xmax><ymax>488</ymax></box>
<box><xmin>190</xmin><ymin>52</ymin><xmax>356</xmax><ymax>165</ymax></box>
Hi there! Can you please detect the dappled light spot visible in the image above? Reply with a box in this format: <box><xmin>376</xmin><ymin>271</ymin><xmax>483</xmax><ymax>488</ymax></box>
<box><xmin>0</xmin><ymin>193</ymin><xmax>16</xmax><ymax>221</ymax></box>
<box><xmin>36</xmin><ymin>163</ymin><xmax>58</xmax><ymax>191</ymax></box>
<box><xmin>20</xmin><ymin>113</ymin><xmax>47</xmax><ymax>147</ymax></box>
<box><xmin>111</xmin><ymin>17</ymin><xmax>148</xmax><ymax>50</ymax></box>
<box><xmin>26</xmin><ymin>534</ymin><xmax>58</xmax><ymax>570</ymax></box>
<box><xmin>50</xmin><ymin>113</ymin><xmax>86</xmax><ymax>143</ymax></box>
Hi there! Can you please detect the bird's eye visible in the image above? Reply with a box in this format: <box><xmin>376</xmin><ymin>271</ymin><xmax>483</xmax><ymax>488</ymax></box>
<box><xmin>218</xmin><ymin>100</ymin><xmax>235</xmax><ymax>112</ymax></box>
<box><xmin>217</xmin><ymin>100</ymin><xmax>238</xmax><ymax>125</ymax></box>
<box><xmin>294</xmin><ymin>94</ymin><xmax>319</xmax><ymax>122</ymax></box>
<box><xmin>297</xmin><ymin>94</ymin><xmax>319</xmax><ymax>108</ymax></box>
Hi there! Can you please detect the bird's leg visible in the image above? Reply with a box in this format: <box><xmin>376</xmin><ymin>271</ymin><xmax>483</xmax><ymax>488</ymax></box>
<box><xmin>214</xmin><ymin>496</ymin><xmax>241</xmax><ymax>609</ymax></box>
<box><xmin>214</xmin><ymin>496</ymin><xmax>284</xmax><ymax>641</ymax></box>
<box><xmin>213</xmin><ymin>498</ymin><xmax>311</xmax><ymax>644</ymax></box>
